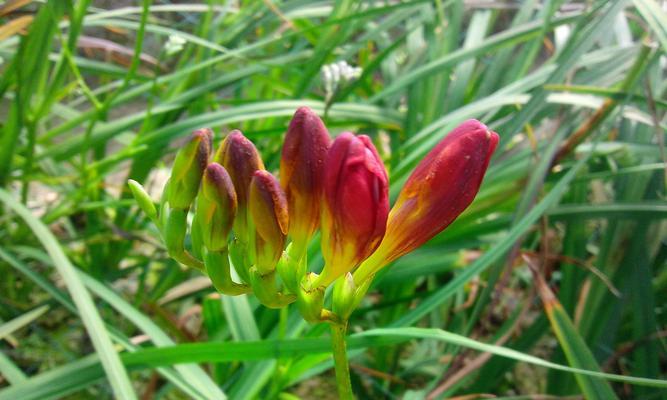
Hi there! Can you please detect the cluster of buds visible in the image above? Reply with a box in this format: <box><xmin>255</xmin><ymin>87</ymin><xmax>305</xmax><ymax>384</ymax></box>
<box><xmin>129</xmin><ymin>108</ymin><xmax>498</xmax><ymax>323</ymax></box>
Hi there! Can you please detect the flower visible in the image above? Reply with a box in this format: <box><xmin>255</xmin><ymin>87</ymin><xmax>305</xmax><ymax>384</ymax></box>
<box><xmin>193</xmin><ymin>163</ymin><xmax>237</xmax><ymax>252</ymax></box>
<box><xmin>319</xmin><ymin>132</ymin><xmax>389</xmax><ymax>285</ymax></box>
<box><xmin>354</xmin><ymin>119</ymin><xmax>499</xmax><ymax>284</ymax></box>
<box><xmin>249</xmin><ymin>170</ymin><xmax>289</xmax><ymax>274</ymax></box>
<box><xmin>167</xmin><ymin>128</ymin><xmax>212</xmax><ymax>210</ymax></box>
<box><xmin>214</xmin><ymin>130</ymin><xmax>265</xmax><ymax>240</ymax></box>
<box><xmin>280</xmin><ymin>107</ymin><xmax>331</xmax><ymax>256</ymax></box>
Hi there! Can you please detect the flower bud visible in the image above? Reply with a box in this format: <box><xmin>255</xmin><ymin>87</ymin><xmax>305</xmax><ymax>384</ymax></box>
<box><xmin>280</xmin><ymin>107</ymin><xmax>331</xmax><ymax>257</ymax></box>
<box><xmin>167</xmin><ymin>129</ymin><xmax>212</xmax><ymax>210</ymax></box>
<box><xmin>214</xmin><ymin>130</ymin><xmax>265</xmax><ymax>241</ymax></box>
<box><xmin>332</xmin><ymin>273</ymin><xmax>357</xmax><ymax>321</ymax></box>
<box><xmin>248</xmin><ymin>170</ymin><xmax>288</xmax><ymax>274</ymax></box>
<box><xmin>128</xmin><ymin>179</ymin><xmax>158</xmax><ymax>224</ymax></box>
<box><xmin>297</xmin><ymin>273</ymin><xmax>326</xmax><ymax>323</ymax></box>
<box><xmin>354</xmin><ymin>120</ymin><xmax>499</xmax><ymax>284</ymax></box>
<box><xmin>319</xmin><ymin>132</ymin><xmax>389</xmax><ymax>286</ymax></box>
<box><xmin>193</xmin><ymin>163</ymin><xmax>237</xmax><ymax>252</ymax></box>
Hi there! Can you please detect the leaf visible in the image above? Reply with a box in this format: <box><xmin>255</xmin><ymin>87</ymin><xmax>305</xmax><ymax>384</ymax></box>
<box><xmin>0</xmin><ymin>305</ymin><xmax>48</xmax><ymax>340</ymax></box>
<box><xmin>0</xmin><ymin>15</ymin><xmax>33</xmax><ymax>41</ymax></box>
<box><xmin>2</xmin><ymin>328</ymin><xmax>665</xmax><ymax>400</ymax></box>
<box><xmin>0</xmin><ymin>247</ymin><xmax>214</xmax><ymax>400</ymax></box>
<box><xmin>527</xmin><ymin>256</ymin><xmax>619</xmax><ymax>400</ymax></box>
<box><xmin>0</xmin><ymin>189</ymin><xmax>137</xmax><ymax>400</ymax></box>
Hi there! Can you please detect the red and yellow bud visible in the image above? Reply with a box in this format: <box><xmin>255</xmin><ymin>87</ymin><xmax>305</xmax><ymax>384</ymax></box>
<box><xmin>214</xmin><ymin>130</ymin><xmax>265</xmax><ymax>240</ymax></box>
<box><xmin>319</xmin><ymin>132</ymin><xmax>389</xmax><ymax>285</ymax></box>
<box><xmin>249</xmin><ymin>170</ymin><xmax>289</xmax><ymax>274</ymax></box>
<box><xmin>355</xmin><ymin>120</ymin><xmax>499</xmax><ymax>284</ymax></box>
<box><xmin>280</xmin><ymin>107</ymin><xmax>331</xmax><ymax>256</ymax></box>
<box><xmin>167</xmin><ymin>128</ymin><xmax>212</xmax><ymax>209</ymax></box>
<box><xmin>193</xmin><ymin>163</ymin><xmax>237</xmax><ymax>252</ymax></box>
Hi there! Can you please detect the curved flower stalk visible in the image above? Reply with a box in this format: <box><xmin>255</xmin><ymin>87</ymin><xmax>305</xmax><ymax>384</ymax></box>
<box><xmin>128</xmin><ymin>112</ymin><xmax>499</xmax><ymax>400</ymax></box>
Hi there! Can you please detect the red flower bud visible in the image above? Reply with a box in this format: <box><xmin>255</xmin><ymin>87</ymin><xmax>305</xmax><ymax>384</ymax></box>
<box><xmin>355</xmin><ymin>120</ymin><xmax>498</xmax><ymax>283</ymax></box>
<box><xmin>167</xmin><ymin>128</ymin><xmax>212</xmax><ymax>209</ymax></box>
<box><xmin>280</xmin><ymin>107</ymin><xmax>331</xmax><ymax>256</ymax></box>
<box><xmin>249</xmin><ymin>170</ymin><xmax>289</xmax><ymax>274</ymax></box>
<box><xmin>319</xmin><ymin>132</ymin><xmax>389</xmax><ymax>285</ymax></box>
<box><xmin>193</xmin><ymin>163</ymin><xmax>237</xmax><ymax>252</ymax></box>
<box><xmin>214</xmin><ymin>130</ymin><xmax>265</xmax><ymax>240</ymax></box>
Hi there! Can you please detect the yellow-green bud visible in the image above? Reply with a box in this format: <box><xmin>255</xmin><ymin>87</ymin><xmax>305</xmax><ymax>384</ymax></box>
<box><xmin>193</xmin><ymin>163</ymin><xmax>237</xmax><ymax>252</ymax></box>
<box><xmin>297</xmin><ymin>273</ymin><xmax>325</xmax><ymax>323</ymax></box>
<box><xmin>248</xmin><ymin>170</ymin><xmax>288</xmax><ymax>274</ymax></box>
<box><xmin>127</xmin><ymin>179</ymin><xmax>158</xmax><ymax>225</ymax></box>
<box><xmin>167</xmin><ymin>129</ymin><xmax>213</xmax><ymax>210</ymax></box>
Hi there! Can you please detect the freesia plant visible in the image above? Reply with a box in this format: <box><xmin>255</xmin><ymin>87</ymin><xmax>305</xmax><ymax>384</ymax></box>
<box><xmin>128</xmin><ymin>107</ymin><xmax>498</xmax><ymax>399</ymax></box>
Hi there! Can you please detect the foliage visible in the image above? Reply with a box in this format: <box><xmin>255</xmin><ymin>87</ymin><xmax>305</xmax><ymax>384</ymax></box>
<box><xmin>0</xmin><ymin>0</ymin><xmax>666</xmax><ymax>398</ymax></box>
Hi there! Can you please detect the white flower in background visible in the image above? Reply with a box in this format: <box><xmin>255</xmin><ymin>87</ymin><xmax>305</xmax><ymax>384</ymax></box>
<box><xmin>164</xmin><ymin>34</ymin><xmax>187</xmax><ymax>56</ymax></box>
<box><xmin>321</xmin><ymin>61</ymin><xmax>362</xmax><ymax>101</ymax></box>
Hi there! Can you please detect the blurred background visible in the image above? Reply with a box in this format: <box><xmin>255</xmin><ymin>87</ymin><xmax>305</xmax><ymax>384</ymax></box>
<box><xmin>0</xmin><ymin>0</ymin><xmax>665</xmax><ymax>399</ymax></box>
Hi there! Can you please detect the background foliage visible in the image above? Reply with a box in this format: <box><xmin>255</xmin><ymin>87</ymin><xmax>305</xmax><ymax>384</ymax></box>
<box><xmin>0</xmin><ymin>0</ymin><xmax>666</xmax><ymax>398</ymax></box>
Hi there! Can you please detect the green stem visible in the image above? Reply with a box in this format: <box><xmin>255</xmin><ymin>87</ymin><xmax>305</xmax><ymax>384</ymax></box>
<box><xmin>331</xmin><ymin>321</ymin><xmax>354</xmax><ymax>399</ymax></box>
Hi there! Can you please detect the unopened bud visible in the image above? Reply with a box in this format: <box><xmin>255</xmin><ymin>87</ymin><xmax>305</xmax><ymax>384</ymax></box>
<box><xmin>193</xmin><ymin>163</ymin><xmax>237</xmax><ymax>252</ymax></box>
<box><xmin>297</xmin><ymin>273</ymin><xmax>325</xmax><ymax>323</ymax></box>
<box><xmin>354</xmin><ymin>120</ymin><xmax>499</xmax><ymax>284</ymax></box>
<box><xmin>319</xmin><ymin>133</ymin><xmax>389</xmax><ymax>286</ymax></box>
<box><xmin>280</xmin><ymin>107</ymin><xmax>331</xmax><ymax>257</ymax></box>
<box><xmin>248</xmin><ymin>170</ymin><xmax>288</xmax><ymax>274</ymax></box>
<box><xmin>167</xmin><ymin>129</ymin><xmax>212</xmax><ymax>209</ymax></box>
<box><xmin>214</xmin><ymin>130</ymin><xmax>265</xmax><ymax>241</ymax></box>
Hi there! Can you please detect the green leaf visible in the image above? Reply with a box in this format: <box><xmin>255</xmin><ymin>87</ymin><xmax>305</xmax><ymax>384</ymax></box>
<box><xmin>531</xmin><ymin>266</ymin><xmax>619</xmax><ymax>399</ymax></box>
<box><xmin>2</xmin><ymin>328</ymin><xmax>665</xmax><ymax>400</ymax></box>
<box><xmin>0</xmin><ymin>189</ymin><xmax>137</xmax><ymax>400</ymax></box>
<box><xmin>0</xmin><ymin>305</ymin><xmax>49</xmax><ymax>341</ymax></box>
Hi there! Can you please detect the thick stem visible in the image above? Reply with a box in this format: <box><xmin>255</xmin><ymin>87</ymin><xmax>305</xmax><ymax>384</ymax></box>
<box><xmin>330</xmin><ymin>321</ymin><xmax>354</xmax><ymax>399</ymax></box>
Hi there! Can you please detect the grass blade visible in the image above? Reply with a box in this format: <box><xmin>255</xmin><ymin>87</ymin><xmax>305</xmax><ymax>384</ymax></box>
<box><xmin>529</xmin><ymin>257</ymin><xmax>619</xmax><ymax>399</ymax></box>
<box><xmin>0</xmin><ymin>305</ymin><xmax>48</xmax><ymax>341</ymax></box>
<box><xmin>0</xmin><ymin>189</ymin><xmax>137</xmax><ymax>400</ymax></box>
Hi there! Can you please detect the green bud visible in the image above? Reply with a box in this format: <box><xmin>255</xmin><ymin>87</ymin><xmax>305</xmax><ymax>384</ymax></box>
<box><xmin>193</xmin><ymin>163</ymin><xmax>237</xmax><ymax>252</ymax></box>
<box><xmin>276</xmin><ymin>243</ymin><xmax>306</xmax><ymax>295</ymax></box>
<box><xmin>127</xmin><ymin>179</ymin><xmax>159</xmax><ymax>226</ymax></box>
<box><xmin>332</xmin><ymin>272</ymin><xmax>371</xmax><ymax>321</ymax></box>
<box><xmin>167</xmin><ymin>128</ymin><xmax>213</xmax><ymax>210</ymax></box>
<box><xmin>332</xmin><ymin>273</ymin><xmax>356</xmax><ymax>320</ymax></box>
<box><xmin>297</xmin><ymin>273</ymin><xmax>325</xmax><ymax>323</ymax></box>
